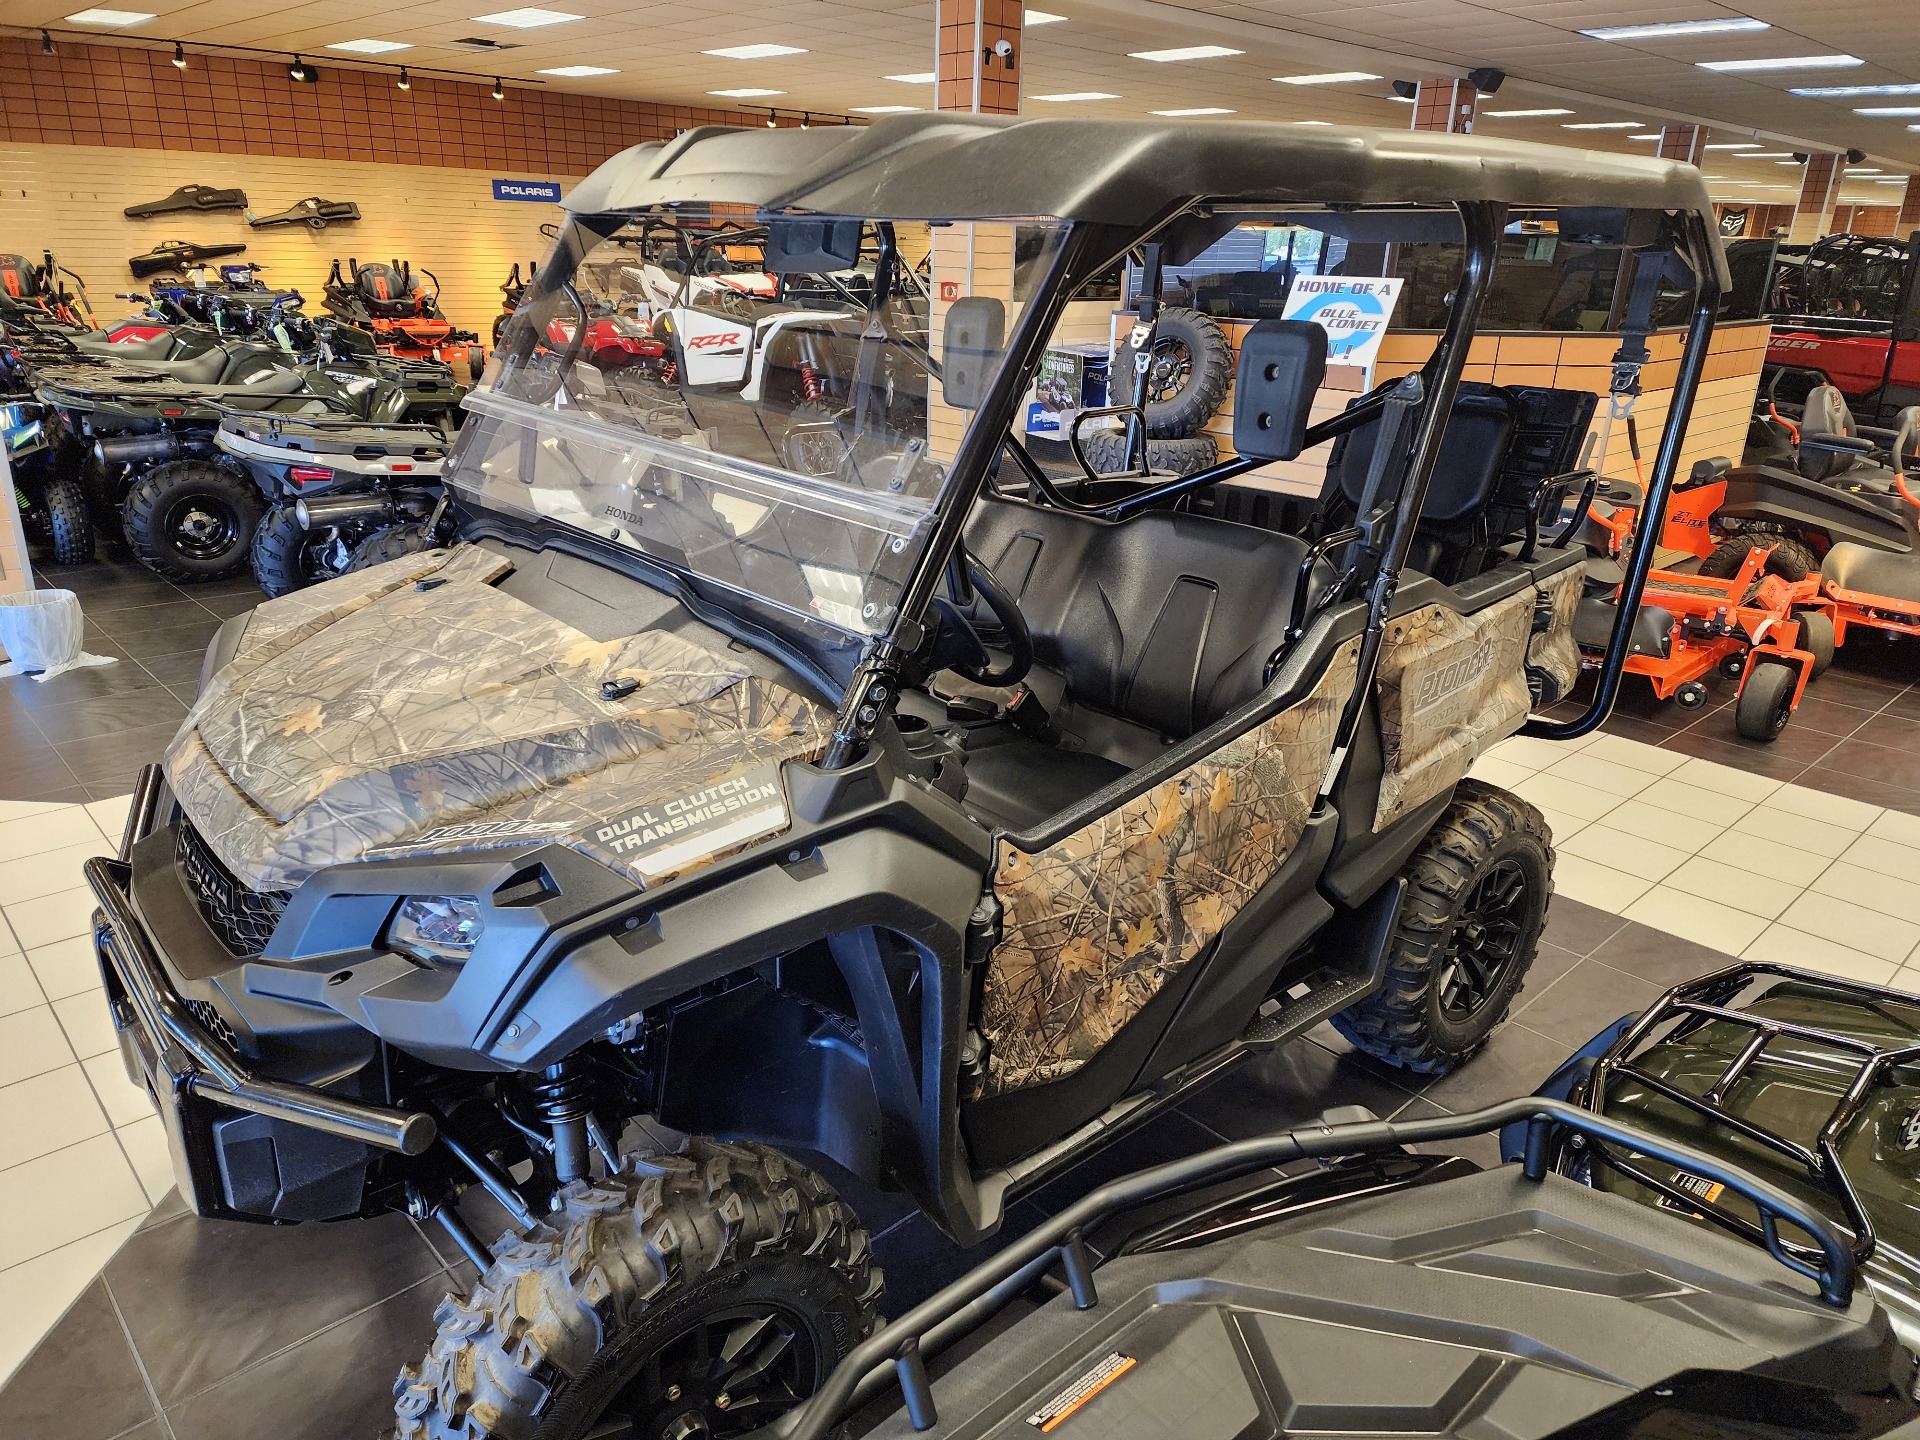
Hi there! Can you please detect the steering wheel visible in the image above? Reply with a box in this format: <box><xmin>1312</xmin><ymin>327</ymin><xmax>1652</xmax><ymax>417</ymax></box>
<box><xmin>939</xmin><ymin>550</ymin><xmax>1033</xmax><ymax>688</ymax></box>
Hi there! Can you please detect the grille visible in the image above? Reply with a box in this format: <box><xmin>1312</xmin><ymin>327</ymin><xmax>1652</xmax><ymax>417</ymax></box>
<box><xmin>187</xmin><ymin>996</ymin><xmax>240</xmax><ymax>1052</ymax></box>
<box><xmin>177</xmin><ymin>820</ymin><xmax>290</xmax><ymax>958</ymax></box>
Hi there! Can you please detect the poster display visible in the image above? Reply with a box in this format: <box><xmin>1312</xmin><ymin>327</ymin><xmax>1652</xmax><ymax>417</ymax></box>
<box><xmin>1281</xmin><ymin>276</ymin><xmax>1405</xmax><ymax>370</ymax></box>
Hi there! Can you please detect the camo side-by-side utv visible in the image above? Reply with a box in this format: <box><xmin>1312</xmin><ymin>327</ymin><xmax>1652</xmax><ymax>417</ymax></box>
<box><xmin>85</xmin><ymin>116</ymin><xmax>1723</xmax><ymax>1439</ymax></box>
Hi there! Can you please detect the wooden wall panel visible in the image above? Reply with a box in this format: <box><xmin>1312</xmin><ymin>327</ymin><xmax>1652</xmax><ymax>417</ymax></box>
<box><xmin>2</xmin><ymin>141</ymin><xmax>574</xmax><ymax>343</ymax></box>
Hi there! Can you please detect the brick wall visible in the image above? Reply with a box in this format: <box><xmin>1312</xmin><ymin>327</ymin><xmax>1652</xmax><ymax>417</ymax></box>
<box><xmin>0</xmin><ymin>36</ymin><xmax>783</xmax><ymax>172</ymax></box>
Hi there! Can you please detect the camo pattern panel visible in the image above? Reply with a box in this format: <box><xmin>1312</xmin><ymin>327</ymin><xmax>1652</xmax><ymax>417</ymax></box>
<box><xmin>979</xmin><ymin>640</ymin><xmax>1359</xmax><ymax>1097</ymax></box>
<box><xmin>166</xmin><ymin>545</ymin><xmax>829</xmax><ymax>892</ymax></box>
<box><xmin>1526</xmin><ymin>561</ymin><xmax>1586</xmax><ymax>707</ymax></box>
<box><xmin>1372</xmin><ymin>589</ymin><xmax>1533</xmax><ymax>832</ymax></box>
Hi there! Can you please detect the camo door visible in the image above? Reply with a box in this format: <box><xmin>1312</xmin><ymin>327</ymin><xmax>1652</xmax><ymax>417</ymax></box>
<box><xmin>1372</xmin><ymin>561</ymin><xmax>1584</xmax><ymax>831</ymax></box>
<box><xmin>977</xmin><ymin>641</ymin><xmax>1360</xmax><ymax>1097</ymax></box>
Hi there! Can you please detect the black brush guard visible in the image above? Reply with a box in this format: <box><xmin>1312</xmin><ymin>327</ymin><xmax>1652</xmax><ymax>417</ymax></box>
<box><xmin>764</xmin><ymin>1094</ymin><xmax>1856</xmax><ymax>1440</ymax></box>
<box><xmin>1576</xmin><ymin>961</ymin><xmax>1920</xmax><ymax>1273</ymax></box>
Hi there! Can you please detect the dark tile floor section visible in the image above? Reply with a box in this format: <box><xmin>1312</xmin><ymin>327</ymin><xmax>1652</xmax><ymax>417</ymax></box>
<box><xmin>1553</xmin><ymin>637</ymin><xmax>1920</xmax><ymax>815</ymax></box>
<box><xmin>0</xmin><ymin>559</ymin><xmax>264</xmax><ymax>805</ymax></box>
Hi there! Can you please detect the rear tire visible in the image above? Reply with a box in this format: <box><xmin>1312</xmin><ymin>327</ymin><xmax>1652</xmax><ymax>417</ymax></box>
<box><xmin>392</xmin><ymin>1139</ymin><xmax>881</xmax><ymax>1440</ymax></box>
<box><xmin>1698</xmin><ymin>533</ymin><xmax>1821</xmax><ymax>583</ymax></box>
<box><xmin>346</xmin><ymin>521</ymin><xmax>437</xmax><ymax>572</ymax></box>
<box><xmin>121</xmin><ymin>460</ymin><xmax>262</xmax><ymax>581</ymax></box>
<box><xmin>1079</xmin><ymin>429</ymin><xmax>1219</xmax><ymax>478</ymax></box>
<box><xmin>1110</xmin><ymin>307</ymin><xmax>1232</xmax><ymax>438</ymax></box>
<box><xmin>1795</xmin><ymin>608</ymin><xmax>1836</xmax><ymax>677</ymax></box>
<box><xmin>1735</xmin><ymin>661</ymin><xmax>1798</xmax><ymax>741</ymax></box>
<box><xmin>45</xmin><ymin>476</ymin><xmax>94</xmax><ymax>566</ymax></box>
<box><xmin>1331</xmin><ymin>780</ymin><xmax>1553</xmax><ymax>1075</ymax></box>
<box><xmin>249</xmin><ymin>501</ymin><xmax>366</xmax><ymax>598</ymax></box>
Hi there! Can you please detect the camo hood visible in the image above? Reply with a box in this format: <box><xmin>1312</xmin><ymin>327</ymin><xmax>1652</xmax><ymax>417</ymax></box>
<box><xmin>164</xmin><ymin>544</ymin><xmax>829</xmax><ymax>893</ymax></box>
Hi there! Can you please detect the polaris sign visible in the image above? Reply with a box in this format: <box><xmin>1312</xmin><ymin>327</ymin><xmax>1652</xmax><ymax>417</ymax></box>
<box><xmin>492</xmin><ymin>179</ymin><xmax>563</xmax><ymax>203</ymax></box>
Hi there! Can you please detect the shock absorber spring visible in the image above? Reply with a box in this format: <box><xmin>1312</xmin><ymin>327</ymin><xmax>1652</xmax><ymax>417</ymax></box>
<box><xmin>800</xmin><ymin>362</ymin><xmax>824</xmax><ymax>403</ymax></box>
<box><xmin>530</xmin><ymin>1061</ymin><xmax>593</xmax><ymax>1185</ymax></box>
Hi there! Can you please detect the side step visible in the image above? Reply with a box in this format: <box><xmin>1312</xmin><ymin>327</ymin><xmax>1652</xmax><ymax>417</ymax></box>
<box><xmin>1243</xmin><ymin>876</ymin><xmax>1404</xmax><ymax>1046</ymax></box>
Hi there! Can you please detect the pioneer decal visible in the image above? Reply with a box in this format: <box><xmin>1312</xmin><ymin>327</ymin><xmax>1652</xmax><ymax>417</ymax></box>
<box><xmin>1412</xmin><ymin>636</ymin><xmax>1496</xmax><ymax>715</ymax></box>
<box><xmin>589</xmin><ymin>764</ymin><xmax>788</xmax><ymax>879</ymax></box>
<box><xmin>370</xmin><ymin>818</ymin><xmax>579</xmax><ymax>854</ymax></box>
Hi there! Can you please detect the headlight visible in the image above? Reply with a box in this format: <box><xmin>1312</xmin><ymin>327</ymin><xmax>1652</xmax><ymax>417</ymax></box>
<box><xmin>388</xmin><ymin>895</ymin><xmax>484</xmax><ymax>966</ymax></box>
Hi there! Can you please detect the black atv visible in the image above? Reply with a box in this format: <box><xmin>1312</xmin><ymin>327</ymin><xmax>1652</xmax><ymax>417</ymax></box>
<box><xmin>777</xmin><ymin>1098</ymin><xmax>1906</xmax><ymax>1440</ymax></box>
<box><xmin>33</xmin><ymin>322</ymin><xmax>464</xmax><ymax>580</ymax></box>
<box><xmin>213</xmin><ymin>405</ymin><xmax>453</xmax><ymax>596</ymax></box>
<box><xmin>85</xmin><ymin>116</ymin><xmax>1726</xmax><ymax>1440</ymax></box>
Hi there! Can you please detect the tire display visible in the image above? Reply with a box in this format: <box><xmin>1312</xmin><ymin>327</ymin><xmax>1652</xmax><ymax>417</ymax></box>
<box><xmin>1109</xmin><ymin>306</ymin><xmax>1232</xmax><ymax>438</ymax></box>
<box><xmin>1078</xmin><ymin>428</ymin><xmax>1219</xmax><ymax>477</ymax></box>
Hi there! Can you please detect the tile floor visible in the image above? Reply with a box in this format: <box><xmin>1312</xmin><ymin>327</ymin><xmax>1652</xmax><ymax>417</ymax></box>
<box><xmin>0</xmin><ymin>558</ymin><xmax>1918</xmax><ymax>1439</ymax></box>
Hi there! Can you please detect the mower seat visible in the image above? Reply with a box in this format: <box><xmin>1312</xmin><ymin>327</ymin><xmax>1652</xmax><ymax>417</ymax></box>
<box><xmin>1822</xmin><ymin>535</ymin><xmax>1920</xmax><ymax>601</ymax></box>
<box><xmin>356</xmin><ymin>263</ymin><xmax>420</xmax><ymax>316</ymax></box>
<box><xmin>0</xmin><ymin>255</ymin><xmax>40</xmax><ymax>301</ymax></box>
<box><xmin>1797</xmin><ymin>385</ymin><xmax>1897</xmax><ymax>490</ymax></box>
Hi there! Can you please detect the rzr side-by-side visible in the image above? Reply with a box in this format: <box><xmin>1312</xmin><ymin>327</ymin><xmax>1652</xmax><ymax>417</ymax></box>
<box><xmin>85</xmin><ymin>117</ymin><xmax>1725</xmax><ymax>1440</ymax></box>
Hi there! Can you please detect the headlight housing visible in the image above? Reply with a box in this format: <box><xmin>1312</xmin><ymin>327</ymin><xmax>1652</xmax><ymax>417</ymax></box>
<box><xmin>388</xmin><ymin>895</ymin><xmax>484</xmax><ymax>966</ymax></box>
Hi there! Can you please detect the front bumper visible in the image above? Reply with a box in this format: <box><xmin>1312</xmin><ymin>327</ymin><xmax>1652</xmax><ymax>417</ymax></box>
<box><xmin>88</xmin><ymin>766</ymin><xmax>437</xmax><ymax>1218</ymax></box>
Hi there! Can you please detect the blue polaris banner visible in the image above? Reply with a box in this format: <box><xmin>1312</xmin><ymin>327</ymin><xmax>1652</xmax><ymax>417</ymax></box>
<box><xmin>492</xmin><ymin>179</ymin><xmax>562</xmax><ymax>203</ymax></box>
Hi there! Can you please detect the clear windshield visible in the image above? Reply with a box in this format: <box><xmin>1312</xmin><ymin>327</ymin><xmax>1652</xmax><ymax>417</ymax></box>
<box><xmin>445</xmin><ymin>211</ymin><xmax>1062</xmax><ymax>650</ymax></box>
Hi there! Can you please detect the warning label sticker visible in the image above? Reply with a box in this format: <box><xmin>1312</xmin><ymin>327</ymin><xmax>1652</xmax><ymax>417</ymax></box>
<box><xmin>1658</xmin><ymin>1169</ymin><xmax>1726</xmax><ymax>1215</ymax></box>
<box><xmin>1026</xmin><ymin>1352</ymin><xmax>1136</xmax><ymax>1432</ymax></box>
<box><xmin>588</xmin><ymin>764</ymin><xmax>789</xmax><ymax>880</ymax></box>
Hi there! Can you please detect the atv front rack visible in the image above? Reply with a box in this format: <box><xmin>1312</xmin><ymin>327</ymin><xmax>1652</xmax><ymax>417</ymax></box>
<box><xmin>767</xmin><ymin>1096</ymin><xmax>1856</xmax><ymax>1440</ymax></box>
<box><xmin>1580</xmin><ymin>961</ymin><xmax>1920</xmax><ymax>1270</ymax></box>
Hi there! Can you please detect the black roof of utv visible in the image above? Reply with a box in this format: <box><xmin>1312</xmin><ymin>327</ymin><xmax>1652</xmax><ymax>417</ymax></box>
<box><xmin>562</xmin><ymin>113</ymin><xmax>1725</xmax><ymax>282</ymax></box>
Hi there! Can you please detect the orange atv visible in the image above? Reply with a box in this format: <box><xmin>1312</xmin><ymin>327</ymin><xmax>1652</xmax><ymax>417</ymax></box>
<box><xmin>1575</xmin><ymin>464</ymin><xmax>1833</xmax><ymax>741</ymax></box>
<box><xmin>323</xmin><ymin>258</ymin><xmax>484</xmax><ymax>381</ymax></box>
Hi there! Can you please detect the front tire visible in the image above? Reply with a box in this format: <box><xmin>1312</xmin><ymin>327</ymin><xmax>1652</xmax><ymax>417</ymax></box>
<box><xmin>1698</xmin><ymin>533</ymin><xmax>1821</xmax><ymax>583</ymax></box>
<box><xmin>392</xmin><ymin>1139</ymin><xmax>881</xmax><ymax>1440</ymax></box>
<box><xmin>1735</xmin><ymin>661</ymin><xmax>1798</xmax><ymax>741</ymax></box>
<box><xmin>45</xmin><ymin>475</ymin><xmax>94</xmax><ymax>566</ymax></box>
<box><xmin>1331</xmin><ymin>780</ymin><xmax>1552</xmax><ymax>1075</ymax></box>
<box><xmin>121</xmin><ymin>460</ymin><xmax>263</xmax><ymax>581</ymax></box>
<box><xmin>250</xmin><ymin>501</ymin><xmax>367</xmax><ymax>597</ymax></box>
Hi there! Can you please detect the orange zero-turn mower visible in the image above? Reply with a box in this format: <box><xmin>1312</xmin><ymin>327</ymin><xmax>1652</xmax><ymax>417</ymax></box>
<box><xmin>1821</xmin><ymin>456</ymin><xmax>1920</xmax><ymax>647</ymax></box>
<box><xmin>322</xmin><ymin>258</ymin><xmax>485</xmax><ymax>381</ymax></box>
<box><xmin>1574</xmin><ymin>472</ymin><xmax>1835</xmax><ymax>741</ymax></box>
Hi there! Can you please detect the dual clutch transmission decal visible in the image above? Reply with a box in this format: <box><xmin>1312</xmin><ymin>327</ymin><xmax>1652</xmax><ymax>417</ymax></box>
<box><xmin>589</xmin><ymin>764</ymin><xmax>789</xmax><ymax>880</ymax></box>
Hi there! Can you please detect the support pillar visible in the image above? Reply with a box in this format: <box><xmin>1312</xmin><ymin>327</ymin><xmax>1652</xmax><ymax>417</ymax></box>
<box><xmin>1410</xmin><ymin>77</ymin><xmax>1475</xmax><ymax>134</ymax></box>
<box><xmin>1897</xmin><ymin>176</ymin><xmax>1920</xmax><ymax>240</ymax></box>
<box><xmin>1657</xmin><ymin>123</ymin><xmax>1704</xmax><ymax>166</ymax></box>
<box><xmin>937</xmin><ymin>0</ymin><xmax>1022</xmax><ymax>116</ymax></box>
<box><xmin>1791</xmin><ymin>153</ymin><xmax>1842</xmax><ymax>244</ymax></box>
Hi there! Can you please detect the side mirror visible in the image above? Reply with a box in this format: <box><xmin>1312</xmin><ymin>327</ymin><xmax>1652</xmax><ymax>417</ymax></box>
<box><xmin>1231</xmin><ymin>319</ymin><xmax>1328</xmax><ymax>461</ymax></box>
<box><xmin>941</xmin><ymin>296</ymin><xmax>1005</xmax><ymax>411</ymax></box>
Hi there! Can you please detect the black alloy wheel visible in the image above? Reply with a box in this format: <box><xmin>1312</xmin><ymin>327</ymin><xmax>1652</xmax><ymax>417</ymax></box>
<box><xmin>585</xmin><ymin>1305</ymin><xmax>818</xmax><ymax>1440</ymax></box>
<box><xmin>1144</xmin><ymin>337</ymin><xmax>1194</xmax><ymax>404</ymax></box>
<box><xmin>1437</xmin><ymin>857</ymin><xmax>1527</xmax><ymax>1023</ymax></box>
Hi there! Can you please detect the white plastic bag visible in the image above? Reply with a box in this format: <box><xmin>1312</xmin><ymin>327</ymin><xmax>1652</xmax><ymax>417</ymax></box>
<box><xmin>0</xmin><ymin>588</ymin><xmax>117</xmax><ymax>681</ymax></box>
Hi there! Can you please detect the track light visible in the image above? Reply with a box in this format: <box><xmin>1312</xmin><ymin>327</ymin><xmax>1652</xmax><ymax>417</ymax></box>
<box><xmin>171</xmin><ymin>41</ymin><xmax>186</xmax><ymax>69</ymax></box>
<box><xmin>1391</xmin><ymin>79</ymin><xmax>1418</xmax><ymax>100</ymax></box>
<box><xmin>766</xmin><ymin>109</ymin><xmax>777</xmax><ymax>127</ymax></box>
<box><xmin>40</xmin><ymin>29</ymin><xmax>53</xmax><ymax>54</ymax></box>
<box><xmin>800</xmin><ymin>111</ymin><xmax>810</xmax><ymax>128</ymax></box>
<box><xmin>1466</xmin><ymin>66</ymin><xmax>1505</xmax><ymax>94</ymax></box>
<box><xmin>1847</xmin><ymin>146</ymin><xmax>1868</xmax><ymax>164</ymax></box>
<box><xmin>288</xmin><ymin>55</ymin><xmax>317</xmax><ymax>82</ymax></box>
<box><xmin>492</xmin><ymin>76</ymin><xmax>504</xmax><ymax>100</ymax></box>
<box><xmin>397</xmin><ymin>66</ymin><xmax>410</xmax><ymax>90</ymax></box>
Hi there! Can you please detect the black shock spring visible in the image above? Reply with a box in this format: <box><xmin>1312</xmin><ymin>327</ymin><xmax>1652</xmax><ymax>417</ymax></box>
<box><xmin>530</xmin><ymin>1061</ymin><xmax>593</xmax><ymax>1184</ymax></box>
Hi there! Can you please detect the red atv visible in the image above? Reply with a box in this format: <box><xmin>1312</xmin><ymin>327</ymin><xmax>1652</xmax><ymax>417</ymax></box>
<box><xmin>323</xmin><ymin>258</ymin><xmax>484</xmax><ymax>382</ymax></box>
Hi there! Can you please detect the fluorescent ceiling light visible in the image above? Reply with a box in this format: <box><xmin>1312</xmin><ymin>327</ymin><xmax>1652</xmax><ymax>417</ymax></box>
<box><xmin>1747</xmin><ymin>151</ymin><xmax>1793</xmax><ymax>157</ymax></box>
<box><xmin>1856</xmin><ymin>107</ymin><xmax>1920</xmax><ymax>116</ymax></box>
<box><xmin>1024</xmin><ymin>9</ymin><xmax>1068</xmax><ymax>23</ymax></box>
<box><xmin>1389</xmin><ymin>95</ymin><xmax>1415</xmax><ymax>102</ymax></box>
<box><xmin>1031</xmin><ymin>91</ymin><xmax>1118</xmax><ymax>101</ymax></box>
<box><xmin>1581</xmin><ymin>17</ymin><xmax>1768</xmax><ymax>42</ymax></box>
<box><xmin>1275</xmin><ymin>71</ymin><xmax>1380</xmax><ymax>85</ymax></box>
<box><xmin>1791</xmin><ymin>83</ymin><xmax>1920</xmax><ymax>97</ymax></box>
<box><xmin>1697</xmin><ymin>54</ymin><xmax>1862</xmax><ymax>72</ymax></box>
<box><xmin>63</xmin><ymin>8</ymin><xmax>153</xmax><ymax>23</ymax></box>
<box><xmin>1703</xmin><ymin>142</ymin><xmax>1761</xmax><ymax>149</ymax></box>
<box><xmin>851</xmin><ymin>105</ymin><xmax>918</xmax><ymax>113</ymax></box>
<box><xmin>1153</xmin><ymin>107</ymin><xmax>1234</xmax><ymax>115</ymax></box>
<box><xmin>1293</xmin><ymin>120</ymin><xmax>1332</xmax><ymax>125</ymax></box>
<box><xmin>1846</xmin><ymin>166</ymin><xmax>1883</xmax><ymax>173</ymax></box>
<box><xmin>1483</xmin><ymin>108</ymin><xmax>1574</xmax><ymax>117</ymax></box>
<box><xmin>327</xmin><ymin>38</ymin><xmax>412</xmax><ymax>53</ymax></box>
<box><xmin>540</xmin><ymin>65</ymin><xmax>617</xmax><ymax>75</ymax></box>
<box><xmin>471</xmin><ymin>8</ymin><xmax>581</xmax><ymax>27</ymax></box>
<box><xmin>703</xmin><ymin>43</ymin><xmax>807</xmax><ymax>59</ymax></box>
<box><xmin>1131</xmin><ymin>44</ymin><xmax>1242</xmax><ymax>62</ymax></box>
<box><xmin>1562</xmin><ymin>120</ymin><xmax>1643</xmax><ymax>129</ymax></box>
<box><xmin>1876</xmin><ymin>177</ymin><xmax>1910</xmax><ymax>183</ymax></box>
<box><xmin>884</xmin><ymin>72</ymin><xmax>935</xmax><ymax>83</ymax></box>
<box><xmin>709</xmin><ymin>86</ymin><xmax>783</xmax><ymax>97</ymax></box>
<box><xmin>1628</xmin><ymin>133</ymin><xmax>1662</xmax><ymax>140</ymax></box>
